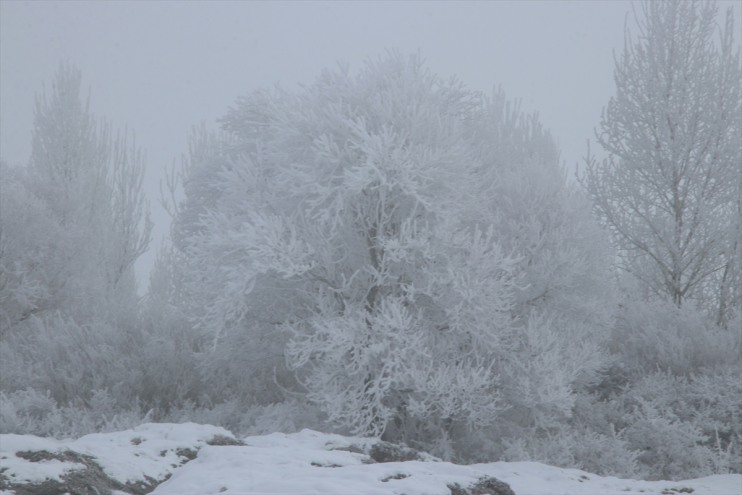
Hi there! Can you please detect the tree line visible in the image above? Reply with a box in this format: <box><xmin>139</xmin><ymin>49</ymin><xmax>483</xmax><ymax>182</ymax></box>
<box><xmin>1</xmin><ymin>0</ymin><xmax>740</xmax><ymax>480</ymax></box>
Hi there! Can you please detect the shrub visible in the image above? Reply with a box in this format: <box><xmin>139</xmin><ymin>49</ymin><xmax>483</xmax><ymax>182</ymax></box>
<box><xmin>609</xmin><ymin>300</ymin><xmax>740</xmax><ymax>379</ymax></box>
<box><xmin>501</xmin><ymin>424</ymin><xmax>642</xmax><ymax>479</ymax></box>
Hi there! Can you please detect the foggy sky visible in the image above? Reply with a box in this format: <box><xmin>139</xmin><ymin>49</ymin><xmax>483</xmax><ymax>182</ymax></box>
<box><xmin>2</xmin><ymin>0</ymin><xmax>740</xmax><ymax>292</ymax></box>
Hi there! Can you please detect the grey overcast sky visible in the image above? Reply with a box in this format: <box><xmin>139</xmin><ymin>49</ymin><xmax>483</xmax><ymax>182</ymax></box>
<box><xmin>1</xmin><ymin>0</ymin><xmax>740</xmax><ymax>291</ymax></box>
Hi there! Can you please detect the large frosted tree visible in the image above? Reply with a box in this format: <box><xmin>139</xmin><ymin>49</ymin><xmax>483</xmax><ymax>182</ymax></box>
<box><xmin>583</xmin><ymin>0</ymin><xmax>741</xmax><ymax>326</ymax></box>
<box><xmin>181</xmin><ymin>56</ymin><xmax>518</xmax><ymax>440</ymax></box>
<box><xmin>171</xmin><ymin>53</ymin><xmax>612</xmax><ymax>458</ymax></box>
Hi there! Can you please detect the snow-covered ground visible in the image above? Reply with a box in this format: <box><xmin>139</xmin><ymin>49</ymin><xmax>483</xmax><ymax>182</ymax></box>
<box><xmin>1</xmin><ymin>423</ymin><xmax>740</xmax><ymax>495</ymax></box>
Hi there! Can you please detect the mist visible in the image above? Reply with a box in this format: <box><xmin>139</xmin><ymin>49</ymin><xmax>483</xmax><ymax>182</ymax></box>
<box><xmin>1</xmin><ymin>2</ymin><xmax>741</xmax><ymax>493</ymax></box>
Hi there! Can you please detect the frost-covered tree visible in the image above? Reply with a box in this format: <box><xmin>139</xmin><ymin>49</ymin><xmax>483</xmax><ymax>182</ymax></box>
<box><xmin>0</xmin><ymin>161</ymin><xmax>64</xmax><ymax>334</ymax></box>
<box><xmin>0</xmin><ymin>64</ymin><xmax>151</xmax><ymax>418</ymax></box>
<box><xmin>1</xmin><ymin>64</ymin><xmax>152</xmax><ymax>328</ymax></box>
<box><xmin>179</xmin><ymin>56</ymin><xmax>519</xmax><ymax>440</ymax></box>
<box><xmin>583</xmin><ymin>0</ymin><xmax>742</xmax><ymax>325</ymax></box>
<box><xmin>475</xmin><ymin>94</ymin><xmax>615</xmax><ymax>335</ymax></box>
<box><xmin>171</xmin><ymin>53</ymin><xmax>613</xmax><ymax>457</ymax></box>
<box><xmin>467</xmin><ymin>95</ymin><xmax>614</xmax><ymax>458</ymax></box>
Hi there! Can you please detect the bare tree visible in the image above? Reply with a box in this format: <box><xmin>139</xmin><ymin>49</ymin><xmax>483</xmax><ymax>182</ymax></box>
<box><xmin>583</xmin><ymin>0</ymin><xmax>741</xmax><ymax>325</ymax></box>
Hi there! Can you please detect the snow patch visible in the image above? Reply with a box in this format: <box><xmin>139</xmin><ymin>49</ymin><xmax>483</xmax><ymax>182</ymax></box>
<box><xmin>2</xmin><ymin>424</ymin><xmax>740</xmax><ymax>495</ymax></box>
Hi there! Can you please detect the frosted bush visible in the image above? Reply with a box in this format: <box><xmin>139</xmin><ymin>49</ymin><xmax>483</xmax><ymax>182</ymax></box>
<box><xmin>0</xmin><ymin>388</ymin><xmax>150</xmax><ymax>438</ymax></box>
<box><xmin>622</xmin><ymin>370</ymin><xmax>742</xmax><ymax>478</ymax></box>
<box><xmin>610</xmin><ymin>299</ymin><xmax>740</xmax><ymax>379</ymax></box>
<box><xmin>239</xmin><ymin>400</ymin><xmax>325</xmax><ymax>436</ymax></box>
<box><xmin>501</xmin><ymin>425</ymin><xmax>642</xmax><ymax>479</ymax></box>
<box><xmin>624</xmin><ymin>406</ymin><xmax>716</xmax><ymax>480</ymax></box>
<box><xmin>578</xmin><ymin>367</ymin><xmax>742</xmax><ymax>480</ymax></box>
<box><xmin>0</xmin><ymin>315</ymin><xmax>141</xmax><ymax>406</ymax></box>
<box><xmin>0</xmin><ymin>388</ymin><xmax>63</xmax><ymax>436</ymax></box>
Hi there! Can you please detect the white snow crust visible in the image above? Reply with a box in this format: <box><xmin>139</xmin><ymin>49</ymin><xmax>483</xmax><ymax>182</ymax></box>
<box><xmin>1</xmin><ymin>424</ymin><xmax>740</xmax><ymax>495</ymax></box>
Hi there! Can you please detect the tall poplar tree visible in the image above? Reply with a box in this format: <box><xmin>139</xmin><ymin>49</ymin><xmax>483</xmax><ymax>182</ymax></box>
<box><xmin>24</xmin><ymin>63</ymin><xmax>151</xmax><ymax>322</ymax></box>
<box><xmin>583</xmin><ymin>0</ymin><xmax>741</xmax><ymax>326</ymax></box>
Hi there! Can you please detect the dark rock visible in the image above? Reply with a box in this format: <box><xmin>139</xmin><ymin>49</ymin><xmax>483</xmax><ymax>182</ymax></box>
<box><xmin>207</xmin><ymin>434</ymin><xmax>244</xmax><ymax>446</ymax></box>
<box><xmin>381</xmin><ymin>472</ymin><xmax>410</xmax><ymax>482</ymax></box>
<box><xmin>449</xmin><ymin>476</ymin><xmax>516</xmax><ymax>495</ymax></box>
<box><xmin>3</xmin><ymin>449</ymin><xmax>127</xmax><ymax>495</ymax></box>
<box><xmin>369</xmin><ymin>441</ymin><xmax>425</xmax><ymax>463</ymax></box>
<box><xmin>175</xmin><ymin>447</ymin><xmax>198</xmax><ymax>461</ymax></box>
<box><xmin>328</xmin><ymin>444</ymin><xmax>365</xmax><ymax>455</ymax></box>
<box><xmin>3</xmin><ymin>448</ymin><xmax>172</xmax><ymax>495</ymax></box>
